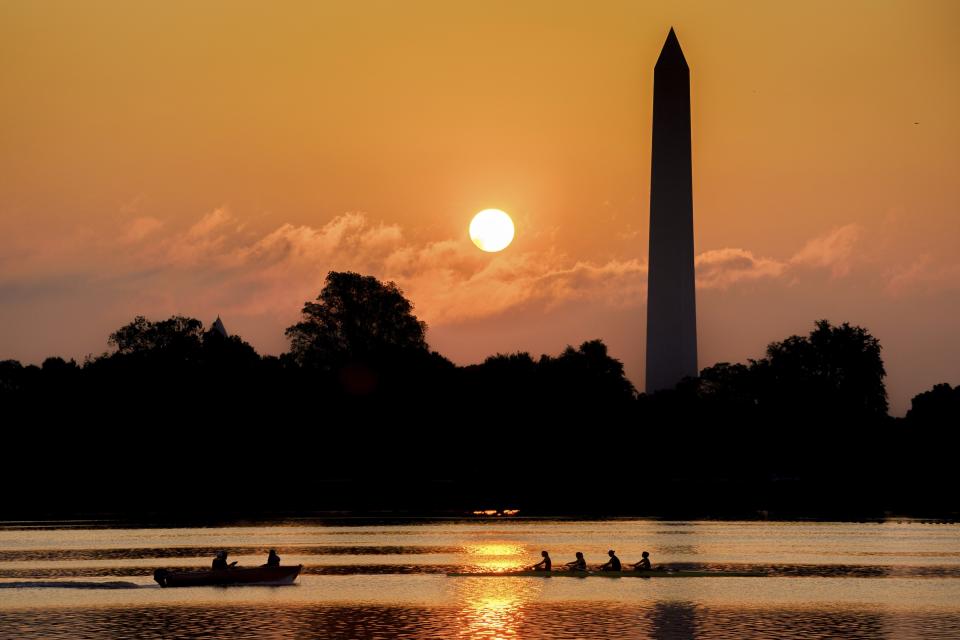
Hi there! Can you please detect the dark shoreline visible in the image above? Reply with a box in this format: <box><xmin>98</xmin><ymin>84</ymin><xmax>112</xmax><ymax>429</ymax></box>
<box><xmin>2</xmin><ymin>512</ymin><xmax>957</xmax><ymax>530</ymax></box>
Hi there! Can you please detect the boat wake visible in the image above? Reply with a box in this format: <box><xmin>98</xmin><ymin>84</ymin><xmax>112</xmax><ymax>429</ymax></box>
<box><xmin>0</xmin><ymin>580</ymin><xmax>144</xmax><ymax>589</ymax></box>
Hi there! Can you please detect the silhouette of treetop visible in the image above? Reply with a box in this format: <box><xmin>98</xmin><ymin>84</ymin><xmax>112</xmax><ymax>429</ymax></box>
<box><xmin>541</xmin><ymin>339</ymin><xmax>637</xmax><ymax>402</ymax></box>
<box><xmin>285</xmin><ymin>271</ymin><xmax>428</xmax><ymax>368</ymax></box>
<box><xmin>763</xmin><ymin>319</ymin><xmax>888</xmax><ymax>417</ymax></box>
<box><xmin>906</xmin><ymin>382</ymin><xmax>959</xmax><ymax>424</ymax></box>
<box><xmin>108</xmin><ymin>315</ymin><xmax>204</xmax><ymax>357</ymax></box>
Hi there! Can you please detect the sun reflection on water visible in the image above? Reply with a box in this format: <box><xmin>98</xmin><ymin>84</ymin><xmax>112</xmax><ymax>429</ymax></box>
<box><xmin>464</xmin><ymin>543</ymin><xmax>527</xmax><ymax>572</ymax></box>
<box><xmin>452</xmin><ymin>576</ymin><xmax>543</xmax><ymax>639</ymax></box>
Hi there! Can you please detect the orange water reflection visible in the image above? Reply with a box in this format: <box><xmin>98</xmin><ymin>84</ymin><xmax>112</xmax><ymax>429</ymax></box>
<box><xmin>464</xmin><ymin>543</ymin><xmax>527</xmax><ymax>572</ymax></box>
<box><xmin>452</xmin><ymin>577</ymin><xmax>543</xmax><ymax>639</ymax></box>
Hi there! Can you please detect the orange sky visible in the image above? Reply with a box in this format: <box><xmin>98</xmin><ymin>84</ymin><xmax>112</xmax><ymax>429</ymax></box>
<box><xmin>1</xmin><ymin>0</ymin><xmax>958</xmax><ymax>414</ymax></box>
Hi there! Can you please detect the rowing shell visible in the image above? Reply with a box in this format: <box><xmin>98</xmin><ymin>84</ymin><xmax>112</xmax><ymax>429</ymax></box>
<box><xmin>446</xmin><ymin>570</ymin><xmax>765</xmax><ymax>578</ymax></box>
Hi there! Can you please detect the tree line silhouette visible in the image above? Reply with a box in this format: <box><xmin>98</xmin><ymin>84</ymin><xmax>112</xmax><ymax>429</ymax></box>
<box><xmin>2</xmin><ymin>271</ymin><xmax>956</xmax><ymax>520</ymax></box>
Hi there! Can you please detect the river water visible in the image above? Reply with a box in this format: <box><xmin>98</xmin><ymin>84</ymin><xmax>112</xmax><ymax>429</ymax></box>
<box><xmin>1</xmin><ymin>519</ymin><xmax>958</xmax><ymax>638</ymax></box>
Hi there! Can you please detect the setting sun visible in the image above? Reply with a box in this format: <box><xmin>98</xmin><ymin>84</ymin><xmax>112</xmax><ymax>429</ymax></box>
<box><xmin>469</xmin><ymin>209</ymin><xmax>515</xmax><ymax>253</ymax></box>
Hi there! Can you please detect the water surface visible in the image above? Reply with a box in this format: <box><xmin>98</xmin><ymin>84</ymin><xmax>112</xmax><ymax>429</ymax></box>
<box><xmin>1</xmin><ymin>519</ymin><xmax>957</xmax><ymax>638</ymax></box>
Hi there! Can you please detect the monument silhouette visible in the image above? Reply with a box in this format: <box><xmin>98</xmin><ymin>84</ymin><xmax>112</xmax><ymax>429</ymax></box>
<box><xmin>645</xmin><ymin>27</ymin><xmax>698</xmax><ymax>393</ymax></box>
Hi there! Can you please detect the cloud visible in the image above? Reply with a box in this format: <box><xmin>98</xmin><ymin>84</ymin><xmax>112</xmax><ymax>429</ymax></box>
<box><xmin>5</xmin><ymin>206</ymin><xmax>949</xmax><ymax>337</ymax></box>
<box><xmin>164</xmin><ymin>207</ymin><xmax>240</xmax><ymax>266</ymax></box>
<box><xmin>399</xmin><ymin>253</ymin><xmax>647</xmax><ymax>323</ymax></box>
<box><xmin>120</xmin><ymin>217</ymin><xmax>164</xmax><ymax>244</ymax></box>
<box><xmin>146</xmin><ymin>211</ymin><xmax>648</xmax><ymax>324</ymax></box>
<box><xmin>696</xmin><ymin>248</ymin><xmax>786</xmax><ymax>289</ymax></box>
<box><xmin>885</xmin><ymin>255</ymin><xmax>960</xmax><ymax>297</ymax></box>
<box><xmin>152</xmin><ymin>213</ymin><xmax>862</xmax><ymax>324</ymax></box>
<box><xmin>692</xmin><ymin>225</ymin><xmax>867</xmax><ymax>290</ymax></box>
<box><xmin>789</xmin><ymin>224</ymin><xmax>861</xmax><ymax>276</ymax></box>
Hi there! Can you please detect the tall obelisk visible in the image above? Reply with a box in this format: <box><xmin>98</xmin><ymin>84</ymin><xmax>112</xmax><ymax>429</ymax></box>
<box><xmin>645</xmin><ymin>28</ymin><xmax>698</xmax><ymax>393</ymax></box>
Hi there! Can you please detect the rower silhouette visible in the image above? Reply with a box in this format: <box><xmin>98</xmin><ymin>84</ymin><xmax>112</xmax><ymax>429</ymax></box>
<box><xmin>264</xmin><ymin>549</ymin><xmax>281</xmax><ymax>567</ymax></box>
<box><xmin>530</xmin><ymin>550</ymin><xmax>551</xmax><ymax>572</ymax></box>
<box><xmin>631</xmin><ymin>551</ymin><xmax>652</xmax><ymax>571</ymax></box>
<box><xmin>600</xmin><ymin>549</ymin><xmax>621</xmax><ymax>572</ymax></box>
<box><xmin>564</xmin><ymin>551</ymin><xmax>587</xmax><ymax>571</ymax></box>
<box><xmin>212</xmin><ymin>550</ymin><xmax>237</xmax><ymax>570</ymax></box>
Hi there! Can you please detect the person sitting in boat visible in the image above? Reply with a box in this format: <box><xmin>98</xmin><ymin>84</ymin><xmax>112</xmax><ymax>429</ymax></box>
<box><xmin>631</xmin><ymin>551</ymin><xmax>652</xmax><ymax>572</ymax></box>
<box><xmin>212</xmin><ymin>550</ymin><xmax>237</xmax><ymax>571</ymax></box>
<box><xmin>264</xmin><ymin>549</ymin><xmax>281</xmax><ymax>567</ymax></box>
<box><xmin>564</xmin><ymin>552</ymin><xmax>587</xmax><ymax>572</ymax></box>
<box><xmin>529</xmin><ymin>550</ymin><xmax>551</xmax><ymax>572</ymax></box>
<box><xmin>600</xmin><ymin>549</ymin><xmax>622</xmax><ymax>572</ymax></box>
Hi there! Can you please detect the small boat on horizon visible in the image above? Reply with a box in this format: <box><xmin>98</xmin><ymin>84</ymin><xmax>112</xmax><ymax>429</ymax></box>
<box><xmin>153</xmin><ymin>565</ymin><xmax>303</xmax><ymax>588</ymax></box>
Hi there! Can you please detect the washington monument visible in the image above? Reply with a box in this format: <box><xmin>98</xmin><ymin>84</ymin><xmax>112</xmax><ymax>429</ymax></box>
<box><xmin>645</xmin><ymin>28</ymin><xmax>698</xmax><ymax>393</ymax></box>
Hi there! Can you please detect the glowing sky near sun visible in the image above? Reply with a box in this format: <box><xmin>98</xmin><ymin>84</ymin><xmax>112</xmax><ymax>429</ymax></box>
<box><xmin>0</xmin><ymin>0</ymin><xmax>958</xmax><ymax>413</ymax></box>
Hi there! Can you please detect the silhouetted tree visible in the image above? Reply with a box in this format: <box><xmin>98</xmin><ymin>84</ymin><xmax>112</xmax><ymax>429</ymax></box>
<box><xmin>697</xmin><ymin>362</ymin><xmax>754</xmax><ymax>408</ymax></box>
<box><xmin>0</xmin><ymin>359</ymin><xmax>25</xmax><ymax>396</ymax></box>
<box><xmin>757</xmin><ymin>319</ymin><xmax>888</xmax><ymax>420</ymax></box>
<box><xmin>482</xmin><ymin>351</ymin><xmax>538</xmax><ymax>374</ymax></box>
<box><xmin>5</xmin><ymin>272</ymin><xmax>955</xmax><ymax>519</ymax></box>
<box><xmin>38</xmin><ymin>357</ymin><xmax>80</xmax><ymax>397</ymax></box>
<box><xmin>41</xmin><ymin>356</ymin><xmax>79</xmax><ymax>373</ymax></box>
<box><xmin>201</xmin><ymin>326</ymin><xmax>260</xmax><ymax>370</ymax></box>
<box><xmin>906</xmin><ymin>383</ymin><xmax>959</xmax><ymax>425</ymax></box>
<box><xmin>285</xmin><ymin>271</ymin><xmax>428</xmax><ymax>370</ymax></box>
<box><xmin>472</xmin><ymin>352</ymin><xmax>539</xmax><ymax>395</ymax></box>
<box><xmin>107</xmin><ymin>315</ymin><xmax>205</xmax><ymax>360</ymax></box>
<box><xmin>540</xmin><ymin>339</ymin><xmax>636</xmax><ymax>406</ymax></box>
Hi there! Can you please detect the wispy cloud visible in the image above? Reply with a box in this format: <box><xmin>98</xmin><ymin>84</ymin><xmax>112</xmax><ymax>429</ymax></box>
<box><xmin>693</xmin><ymin>224</ymin><xmax>864</xmax><ymax>290</ymax></box>
<box><xmin>789</xmin><ymin>224</ymin><xmax>861</xmax><ymax>276</ymax></box>
<box><xmin>120</xmin><ymin>217</ymin><xmax>164</xmax><ymax>244</ymax></box>
<box><xmin>2</xmin><ymin>209</ymin><xmax>953</xmax><ymax>332</ymax></box>
<box><xmin>136</xmin><ymin>211</ymin><xmax>648</xmax><ymax>324</ymax></box>
<box><xmin>696</xmin><ymin>247</ymin><xmax>786</xmax><ymax>289</ymax></box>
<box><xmin>884</xmin><ymin>255</ymin><xmax>960</xmax><ymax>297</ymax></box>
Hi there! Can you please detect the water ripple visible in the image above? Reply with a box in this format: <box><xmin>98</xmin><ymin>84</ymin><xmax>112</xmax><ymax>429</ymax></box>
<box><xmin>0</xmin><ymin>545</ymin><xmax>459</xmax><ymax>562</ymax></box>
<box><xmin>2</xmin><ymin>603</ymin><xmax>959</xmax><ymax>640</ymax></box>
